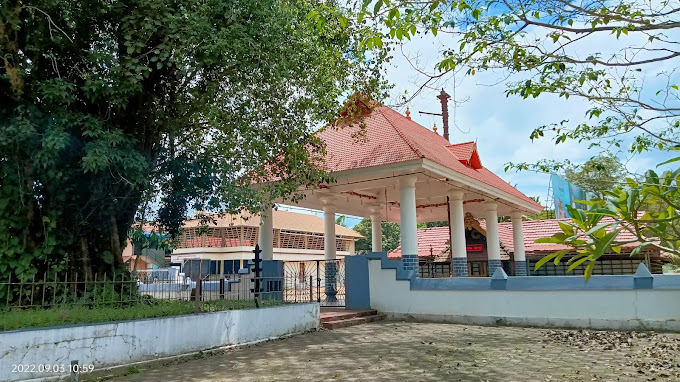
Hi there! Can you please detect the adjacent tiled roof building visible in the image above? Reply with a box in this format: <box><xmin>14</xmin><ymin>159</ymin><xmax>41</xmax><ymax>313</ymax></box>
<box><xmin>389</xmin><ymin>217</ymin><xmax>654</xmax><ymax>260</ymax></box>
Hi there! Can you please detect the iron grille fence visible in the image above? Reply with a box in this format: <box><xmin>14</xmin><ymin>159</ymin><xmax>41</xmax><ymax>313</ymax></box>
<box><xmin>283</xmin><ymin>260</ymin><xmax>345</xmax><ymax>306</ymax></box>
<box><xmin>1</xmin><ymin>269</ymin><xmax>285</xmax><ymax>310</ymax></box>
<box><xmin>419</xmin><ymin>262</ymin><xmax>452</xmax><ymax>278</ymax></box>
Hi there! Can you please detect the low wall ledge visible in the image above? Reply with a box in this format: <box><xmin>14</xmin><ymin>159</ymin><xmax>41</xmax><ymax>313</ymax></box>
<box><xmin>362</xmin><ymin>252</ymin><xmax>680</xmax><ymax>291</ymax></box>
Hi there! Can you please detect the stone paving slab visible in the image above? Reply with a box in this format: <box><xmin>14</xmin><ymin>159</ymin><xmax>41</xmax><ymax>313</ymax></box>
<box><xmin>111</xmin><ymin>321</ymin><xmax>680</xmax><ymax>382</ymax></box>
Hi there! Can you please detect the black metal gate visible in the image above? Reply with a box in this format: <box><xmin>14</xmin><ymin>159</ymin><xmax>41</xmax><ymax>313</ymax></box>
<box><xmin>283</xmin><ymin>260</ymin><xmax>345</xmax><ymax>306</ymax></box>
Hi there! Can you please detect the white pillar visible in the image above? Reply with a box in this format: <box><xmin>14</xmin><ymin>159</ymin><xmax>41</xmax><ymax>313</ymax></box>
<box><xmin>484</xmin><ymin>201</ymin><xmax>502</xmax><ymax>276</ymax></box>
<box><xmin>323</xmin><ymin>202</ymin><xmax>336</xmax><ymax>262</ymax></box>
<box><xmin>511</xmin><ymin>211</ymin><xmax>527</xmax><ymax>276</ymax></box>
<box><xmin>448</xmin><ymin>190</ymin><xmax>468</xmax><ymax>277</ymax></box>
<box><xmin>370</xmin><ymin>207</ymin><xmax>383</xmax><ymax>253</ymax></box>
<box><xmin>399</xmin><ymin>175</ymin><xmax>419</xmax><ymax>273</ymax></box>
<box><xmin>258</xmin><ymin>204</ymin><xmax>274</xmax><ymax>260</ymax></box>
<box><xmin>321</xmin><ymin>198</ymin><xmax>338</xmax><ymax>301</ymax></box>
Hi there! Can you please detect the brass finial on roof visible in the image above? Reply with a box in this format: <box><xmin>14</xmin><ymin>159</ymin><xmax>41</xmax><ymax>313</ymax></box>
<box><xmin>405</xmin><ymin>106</ymin><xmax>411</xmax><ymax>120</ymax></box>
<box><xmin>433</xmin><ymin>123</ymin><xmax>438</xmax><ymax>134</ymax></box>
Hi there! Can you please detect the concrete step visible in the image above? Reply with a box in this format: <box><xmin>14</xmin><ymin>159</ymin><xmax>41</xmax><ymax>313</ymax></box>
<box><xmin>322</xmin><ymin>314</ymin><xmax>385</xmax><ymax>330</ymax></box>
<box><xmin>320</xmin><ymin>309</ymin><xmax>377</xmax><ymax>323</ymax></box>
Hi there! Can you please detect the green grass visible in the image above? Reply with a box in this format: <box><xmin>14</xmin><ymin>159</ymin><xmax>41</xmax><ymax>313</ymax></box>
<box><xmin>124</xmin><ymin>365</ymin><xmax>140</xmax><ymax>375</ymax></box>
<box><xmin>0</xmin><ymin>299</ymin><xmax>285</xmax><ymax>332</ymax></box>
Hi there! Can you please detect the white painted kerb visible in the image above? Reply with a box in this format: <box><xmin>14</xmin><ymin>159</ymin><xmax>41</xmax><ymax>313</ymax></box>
<box><xmin>0</xmin><ymin>303</ymin><xmax>319</xmax><ymax>381</ymax></box>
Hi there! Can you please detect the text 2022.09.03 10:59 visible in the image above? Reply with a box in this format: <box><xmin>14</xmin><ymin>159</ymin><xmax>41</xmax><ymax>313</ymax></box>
<box><xmin>12</xmin><ymin>364</ymin><xmax>95</xmax><ymax>373</ymax></box>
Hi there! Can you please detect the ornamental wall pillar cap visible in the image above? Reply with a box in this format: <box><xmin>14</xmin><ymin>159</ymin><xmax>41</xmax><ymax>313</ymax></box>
<box><xmin>448</xmin><ymin>189</ymin><xmax>465</xmax><ymax>200</ymax></box>
<box><xmin>319</xmin><ymin>194</ymin><xmax>335</xmax><ymax>206</ymax></box>
<box><xmin>483</xmin><ymin>200</ymin><xmax>498</xmax><ymax>211</ymax></box>
<box><xmin>398</xmin><ymin>174</ymin><xmax>418</xmax><ymax>189</ymax></box>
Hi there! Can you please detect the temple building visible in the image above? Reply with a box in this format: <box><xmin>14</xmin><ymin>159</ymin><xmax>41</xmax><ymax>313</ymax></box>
<box><xmin>254</xmin><ymin>100</ymin><xmax>544</xmax><ymax>300</ymax></box>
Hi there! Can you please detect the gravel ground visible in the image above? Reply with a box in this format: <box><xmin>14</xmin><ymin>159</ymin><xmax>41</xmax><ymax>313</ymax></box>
<box><xmin>111</xmin><ymin>321</ymin><xmax>680</xmax><ymax>382</ymax></box>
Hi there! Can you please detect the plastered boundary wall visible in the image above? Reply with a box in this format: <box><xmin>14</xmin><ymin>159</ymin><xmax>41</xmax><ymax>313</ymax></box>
<box><xmin>0</xmin><ymin>303</ymin><xmax>319</xmax><ymax>382</ymax></box>
<box><xmin>346</xmin><ymin>253</ymin><xmax>680</xmax><ymax>331</ymax></box>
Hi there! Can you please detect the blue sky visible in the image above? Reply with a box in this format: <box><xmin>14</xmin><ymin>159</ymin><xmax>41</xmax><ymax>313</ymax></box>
<box><xmin>382</xmin><ymin>32</ymin><xmax>677</xmax><ymax>199</ymax></box>
<box><xmin>281</xmin><ymin>26</ymin><xmax>678</xmax><ymax>228</ymax></box>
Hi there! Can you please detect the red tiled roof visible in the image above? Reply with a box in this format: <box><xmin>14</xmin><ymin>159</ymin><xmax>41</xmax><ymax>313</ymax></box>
<box><xmin>389</xmin><ymin>227</ymin><xmax>451</xmax><ymax>258</ymax></box>
<box><xmin>317</xmin><ymin>106</ymin><xmax>542</xmax><ymax>209</ymax></box>
<box><xmin>495</xmin><ymin>217</ymin><xmax>644</xmax><ymax>254</ymax></box>
<box><xmin>445</xmin><ymin>142</ymin><xmax>476</xmax><ymax>161</ymax></box>
<box><xmin>388</xmin><ymin>225</ymin><xmax>511</xmax><ymax>261</ymax></box>
<box><xmin>387</xmin><ymin>217</ymin><xmax>653</xmax><ymax>260</ymax></box>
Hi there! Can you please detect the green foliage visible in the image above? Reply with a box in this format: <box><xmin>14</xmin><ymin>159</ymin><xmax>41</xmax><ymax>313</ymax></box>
<box><xmin>522</xmin><ymin>196</ymin><xmax>555</xmax><ymax>220</ymax></box>
<box><xmin>333</xmin><ymin>0</ymin><xmax>679</xmax><ymax>168</ymax></box>
<box><xmin>535</xmin><ymin>154</ymin><xmax>680</xmax><ymax>279</ymax></box>
<box><xmin>353</xmin><ymin>218</ymin><xmax>401</xmax><ymax>253</ymax></box>
<box><xmin>0</xmin><ymin>298</ymin><xmax>283</xmax><ymax>331</ymax></box>
<box><xmin>1</xmin><ymin>0</ymin><xmax>387</xmax><ymax>284</ymax></box>
<box><xmin>0</xmin><ymin>270</ymin><xmax>138</xmax><ymax>309</ymax></box>
<box><xmin>564</xmin><ymin>154</ymin><xmax>627</xmax><ymax>196</ymax></box>
<box><xmin>418</xmin><ymin>221</ymin><xmax>449</xmax><ymax>228</ymax></box>
<box><xmin>336</xmin><ymin>215</ymin><xmax>348</xmax><ymax>227</ymax></box>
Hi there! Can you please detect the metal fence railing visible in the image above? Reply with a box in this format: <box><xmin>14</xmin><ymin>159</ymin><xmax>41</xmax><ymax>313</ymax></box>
<box><xmin>283</xmin><ymin>260</ymin><xmax>345</xmax><ymax>306</ymax></box>
<box><xmin>1</xmin><ymin>269</ymin><xmax>285</xmax><ymax>310</ymax></box>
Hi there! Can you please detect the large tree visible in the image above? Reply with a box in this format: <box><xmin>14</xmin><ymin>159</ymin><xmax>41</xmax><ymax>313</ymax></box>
<box><xmin>0</xmin><ymin>0</ymin><xmax>387</xmax><ymax>283</ymax></box>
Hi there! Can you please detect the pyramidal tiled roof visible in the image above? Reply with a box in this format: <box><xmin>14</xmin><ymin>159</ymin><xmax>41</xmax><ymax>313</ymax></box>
<box><xmin>317</xmin><ymin>106</ymin><xmax>541</xmax><ymax>208</ymax></box>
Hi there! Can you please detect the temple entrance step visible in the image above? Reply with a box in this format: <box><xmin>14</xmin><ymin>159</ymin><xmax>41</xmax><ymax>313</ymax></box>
<box><xmin>320</xmin><ymin>308</ymin><xmax>385</xmax><ymax>330</ymax></box>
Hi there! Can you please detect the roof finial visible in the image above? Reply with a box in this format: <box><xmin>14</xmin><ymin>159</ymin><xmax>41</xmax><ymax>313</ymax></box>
<box><xmin>405</xmin><ymin>106</ymin><xmax>411</xmax><ymax>120</ymax></box>
<box><xmin>433</xmin><ymin>123</ymin><xmax>438</xmax><ymax>134</ymax></box>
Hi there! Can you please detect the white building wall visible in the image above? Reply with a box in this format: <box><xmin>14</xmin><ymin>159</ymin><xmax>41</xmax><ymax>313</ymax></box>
<box><xmin>368</xmin><ymin>260</ymin><xmax>680</xmax><ymax>331</ymax></box>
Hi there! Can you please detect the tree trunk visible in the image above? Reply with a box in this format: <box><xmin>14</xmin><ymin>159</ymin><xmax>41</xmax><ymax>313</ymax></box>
<box><xmin>79</xmin><ymin>235</ymin><xmax>93</xmax><ymax>282</ymax></box>
<box><xmin>110</xmin><ymin>215</ymin><xmax>123</xmax><ymax>271</ymax></box>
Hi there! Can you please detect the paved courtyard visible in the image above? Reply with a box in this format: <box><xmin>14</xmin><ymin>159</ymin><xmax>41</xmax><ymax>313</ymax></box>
<box><xmin>113</xmin><ymin>321</ymin><xmax>680</xmax><ymax>381</ymax></box>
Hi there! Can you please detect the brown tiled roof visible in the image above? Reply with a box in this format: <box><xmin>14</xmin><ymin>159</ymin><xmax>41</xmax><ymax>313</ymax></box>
<box><xmin>184</xmin><ymin>209</ymin><xmax>364</xmax><ymax>238</ymax></box>
<box><xmin>388</xmin><ymin>217</ymin><xmax>653</xmax><ymax>260</ymax></box>
<box><xmin>389</xmin><ymin>227</ymin><xmax>452</xmax><ymax>259</ymax></box>
<box><xmin>494</xmin><ymin>217</ymin><xmax>644</xmax><ymax>254</ymax></box>
<box><xmin>445</xmin><ymin>141</ymin><xmax>476</xmax><ymax>161</ymax></box>
<box><xmin>317</xmin><ymin>106</ymin><xmax>542</xmax><ymax>209</ymax></box>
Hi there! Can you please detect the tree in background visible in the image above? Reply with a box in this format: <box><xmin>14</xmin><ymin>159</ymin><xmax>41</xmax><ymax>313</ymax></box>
<box><xmin>336</xmin><ymin>215</ymin><xmax>349</xmax><ymax>227</ymax></box>
<box><xmin>0</xmin><ymin>0</ymin><xmax>387</xmax><ymax>286</ymax></box>
<box><xmin>418</xmin><ymin>221</ymin><xmax>449</xmax><ymax>228</ymax></box>
<box><xmin>564</xmin><ymin>154</ymin><xmax>627</xmax><ymax>197</ymax></box>
<box><xmin>354</xmin><ymin>218</ymin><xmax>401</xmax><ymax>253</ymax></box>
<box><xmin>526</xmin><ymin>197</ymin><xmax>555</xmax><ymax>220</ymax></box>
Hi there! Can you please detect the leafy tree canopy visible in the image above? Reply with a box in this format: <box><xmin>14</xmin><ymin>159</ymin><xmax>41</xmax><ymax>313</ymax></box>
<box><xmin>354</xmin><ymin>218</ymin><xmax>401</xmax><ymax>253</ymax></box>
<box><xmin>564</xmin><ymin>153</ymin><xmax>627</xmax><ymax>196</ymax></box>
<box><xmin>339</xmin><ymin>0</ymin><xmax>679</xmax><ymax>164</ymax></box>
<box><xmin>1</xmin><ymin>0</ymin><xmax>387</xmax><ymax>283</ymax></box>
